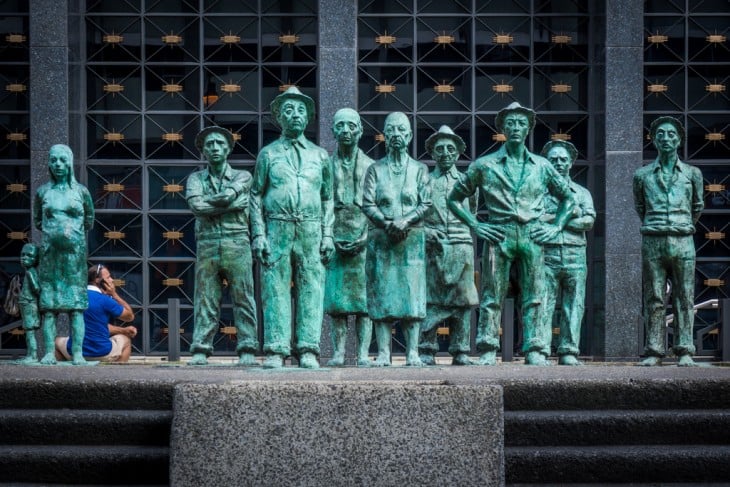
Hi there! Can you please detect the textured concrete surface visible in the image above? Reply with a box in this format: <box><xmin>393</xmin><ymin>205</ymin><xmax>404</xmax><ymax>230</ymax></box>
<box><xmin>170</xmin><ymin>381</ymin><xmax>504</xmax><ymax>487</ymax></box>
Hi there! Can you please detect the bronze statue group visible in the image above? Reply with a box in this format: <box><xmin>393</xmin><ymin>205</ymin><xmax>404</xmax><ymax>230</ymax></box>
<box><xmin>18</xmin><ymin>88</ymin><xmax>703</xmax><ymax>368</ymax></box>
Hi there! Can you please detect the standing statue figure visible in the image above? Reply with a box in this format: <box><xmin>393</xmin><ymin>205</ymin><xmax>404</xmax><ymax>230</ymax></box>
<box><xmin>540</xmin><ymin>140</ymin><xmax>595</xmax><ymax>366</ymax></box>
<box><xmin>186</xmin><ymin>126</ymin><xmax>258</xmax><ymax>366</ymax></box>
<box><xmin>18</xmin><ymin>243</ymin><xmax>41</xmax><ymax>364</ymax></box>
<box><xmin>33</xmin><ymin>144</ymin><xmax>94</xmax><ymax>365</ymax></box>
<box><xmin>361</xmin><ymin>112</ymin><xmax>432</xmax><ymax>366</ymax></box>
<box><xmin>324</xmin><ymin>108</ymin><xmax>374</xmax><ymax>367</ymax></box>
<box><xmin>418</xmin><ymin>126</ymin><xmax>478</xmax><ymax>366</ymax></box>
<box><xmin>251</xmin><ymin>86</ymin><xmax>335</xmax><ymax>369</ymax></box>
<box><xmin>633</xmin><ymin>116</ymin><xmax>703</xmax><ymax>367</ymax></box>
<box><xmin>448</xmin><ymin>102</ymin><xmax>574</xmax><ymax>365</ymax></box>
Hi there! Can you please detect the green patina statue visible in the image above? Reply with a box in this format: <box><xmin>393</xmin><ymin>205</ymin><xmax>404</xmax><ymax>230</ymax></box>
<box><xmin>251</xmin><ymin>86</ymin><xmax>335</xmax><ymax>369</ymax></box>
<box><xmin>418</xmin><ymin>126</ymin><xmax>478</xmax><ymax>366</ymax></box>
<box><xmin>540</xmin><ymin>140</ymin><xmax>595</xmax><ymax>366</ymax></box>
<box><xmin>33</xmin><ymin>144</ymin><xmax>94</xmax><ymax>365</ymax></box>
<box><xmin>361</xmin><ymin>112</ymin><xmax>432</xmax><ymax>367</ymax></box>
<box><xmin>324</xmin><ymin>108</ymin><xmax>374</xmax><ymax>367</ymax></box>
<box><xmin>18</xmin><ymin>243</ymin><xmax>41</xmax><ymax>364</ymax></box>
<box><xmin>633</xmin><ymin>116</ymin><xmax>704</xmax><ymax>367</ymax></box>
<box><xmin>448</xmin><ymin>102</ymin><xmax>574</xmax><ymax>365</ymax></box>
<box><xmin>186</xmin><ymin>126</ymin><xmax>259</xmax><ymax>366</ymax></box>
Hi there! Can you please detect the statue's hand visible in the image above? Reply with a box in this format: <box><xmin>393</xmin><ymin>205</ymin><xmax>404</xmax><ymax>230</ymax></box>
<box><xmin>385</xmin><ymin>219</ymin><xmax>408</xmax><ymax>242</ymax></box>
<box><xmin>207</xmin><ymin>189</ymin><xmax>236</xmax><ymax>207</ymax></box>
<box><xmin>530</xmin><ymin>224</ymin><xmax>559</xmax><ymax>244</ymax></box>
<box><xmin>252</xmin><ymin>236</ymin><xmax>270</xmax><ymax>265</ymax></box>
<box><xmin>320</xmin><ymin>236</ymin><xmax>335</xmax><ymax>264</ymax></box>
<box><xmin>474</xmin><ymin>223</ymin><xmax>505</xmax><ymax>243</ymax></box>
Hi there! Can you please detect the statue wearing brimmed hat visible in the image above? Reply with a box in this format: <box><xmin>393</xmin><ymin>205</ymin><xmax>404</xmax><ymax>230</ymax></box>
<box><xmin>633</xmin><ymin>116</ymin><xmax>703</xmax><ymax>367</ymax></box>
<box><xmin>539</xmin><ymin>139</ymin><xmax>595</xmax><ymax>366</ymax></box>
<box><xmin>186</xmin><ymin>126</ymin><xmax>258</xmax><ymax>366</ymax></box>
<box><xmin>448</xmin><ymin>102</ymin><xmax>575</xmax><ymax>366</ymax></box>
<box><xmin>419</xmin><ymin>125</ymin><xmax>478</xmax><ymax>366</ymax></box>
<box><xmin>251</xmin><ymin>86</ymin><xmax>335</xmax><ymax>369</ymax></box>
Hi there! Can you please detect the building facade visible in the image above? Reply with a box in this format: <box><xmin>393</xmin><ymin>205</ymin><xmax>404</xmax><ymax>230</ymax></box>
<box><xmin>0</xmin><ymin>0</ymin><xmax>727</xmax><ymax>360</ymax></box>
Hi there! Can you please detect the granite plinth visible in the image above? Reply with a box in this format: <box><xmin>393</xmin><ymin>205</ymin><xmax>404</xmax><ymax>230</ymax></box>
<box><xmin>170</xmin><ymin>380</ymin><xmax>504</xmax><ymax>487</ymax></box>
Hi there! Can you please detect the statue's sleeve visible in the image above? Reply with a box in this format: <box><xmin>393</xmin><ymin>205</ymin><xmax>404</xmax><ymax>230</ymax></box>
<box><xmin>691</xmin><ymin>166</ymin><xmax>704</xmax><ymax>224</ymax></box>
<box><xmin>405</xmin><ymin>162</ymin><xmax>432</xmax><ymax>223</ymax></box>
<box><xmin>361</xmin><ymin>164</ymin><xmax>386</xmax><ymax>228</ymax></box>
<box><xmin>632</xmin><ymin>171</ymin><xmax>645</xmax><ymax>219</ymax></box>
<box><xmin>451</xmin><ymin>162</ymin><xmax>479</xmax><ymax>201</ymax></box>
<box><xmin>33</xmin><ymin>189</ymin><xmax>43</xmax><ymax>231</ymax></box>
<box><xmin>225</xmin><ymin>171</ymin><xmax>252</xmax><ymax>212</ymax></box>
<box><xmin>185</xmin><ymin>172</ymin><xmax>221</xmax><ymax>216</ymax></box>
<box><xmin>320</xmin><ymin>151</ymin><xmax>334</xmax><ymax>238</ymax></box>
<box><xmin>250</xmin><ymin>150</ymin><xmax>270</xmax><ymax>239</ymax></box>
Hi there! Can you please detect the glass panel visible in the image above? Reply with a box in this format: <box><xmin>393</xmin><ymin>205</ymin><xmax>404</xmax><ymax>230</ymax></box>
<box><xmin>644</xmin><ymin>0</ymin><xmax>684</xmax><ymax>14</ymax></box>
<box><xmin>262</xmin><ymin>0</ymin><xmax>317</xmax><ymax>14</ymax></box>
<box><xmin>359</xmin><ymin>0</ymin><xmax>413</xmax><ymax>14</ymax></box>
<box><xmin>203</xmin><ymin>16</ymin><xmax>259</xmax><ymax>63</ymax></box>
<box><xmin>690</xmin><ymin>1</ymin><xmax>730</xmax><ymax>13</ymax></box>
<box><xmin>0</xmin><ymin>212</ymin><xmax>30</xmax><ymax>258</ymax></box>
<box><xmin>146</xmin><ymin>0</ymin><xmax>198</xmax><ymax>14</ymax></box>
<box><xmin>0</xmin><ymin>66</ymin><xmax>29</xmax><ymax>111</ymax></box>
<box><xmin>146</xmin><ymin>65</ymin><xmax>200</xmax><ymax>111</ymax></box>
<box><xmin>534</xmin><ymin>66</ymin><xmax>588</xmax><ymax>111</ymax></box>
<box><xmin>536</xmin><ymin>0</ymin><xmax>587</xmax><ymax>14</ymax></box>
<box><xmin>687</xmin><ymin>114</ymin><xmax>729</xmax><ymax>160</ymax></box>
<box><xmin>700</xmin><ymin>165</ymin><xmax>730</xmax><ymax>210</ymax></box>
<box><xmin>148</xmin><ymin>165</ymin><xmax>194</xmax><ymax>210</ymax></box>
<box><xmin>87</xmin><ymin>65</ymin><xmax>142</xmax><ymax>111</ymax></box>
<box><xmin>148</xmin><ymin>214</ymin><xmax>196</xmax><ymax>259</ymax></box>
<box><xmin>145</xmin><ymin>16</ymin><xmax>200</xmax><ymax>64</ymax></box>
<box><xmin>87</xmin><ymin>0</ymin><xmax>141</xmax><ymax>13</ymax></box>
<box><xmin>533</xmin><ymin>16</ymin><xmax>588</xmax><ymax>62</ymax></box>
<box><xmin>475</xmin><ymin>0</ymin><xmax>530</xmax><ymax>14</ymax></box>
<box><xmin>695</xmin><ymin>214</ymin><xmax>730</xmax><ymax>258</ymax></box>
<box><xmin>0</xmin><ymin>16</ymin><xmax>29</xmax><ymax>63</ymax></box>
<box><xmin>86</xmin><ymin>16</ymin><xmax>142</xmax><ymax>63</ymax></box>
<box><xmin>261</xmin><ymin>16</ymin><xmax>317</xmax><ymax>63</ymax></box>
<box><xmin>475</xmin><ymin>15</ymin><xmax>531</xmax><ymax>64</ymax></box>
<box><xmin>145</xmin><ymin>114</ymin><xmax>199</xmax><ymax>159</ymax></box>
<box><xmin>148</xmin><ymin>307</ymin><xmax>194</xmax><ymax>354</ymax></box>
<box><xmin>688</xmin><ymin>65</ymin><xmax>730</xmax><ymax>111</ymax></box>
<box><xmin>0</xmin><ymin>165</ymin><xmax>30</xmax><ymax>210</ymax></box>
<box><xmin>533</xmin><ymin>115</ymin><xmax>589</xmax><ymax>161</ymax></box>
<box><xmin>644</xmin><ymin>16</ymin><xmax>685</xmax><ymax>63</ymax></box>
<box><xmin>86</xmin><ymin>114</ymin><xmax>142</xmax><ymax>159</ymax></box>
<box><xmin>148</xmin><ymin>260</ymin><xmax>195</xmax><ymax>305</ymax></box>
<box><xmin>695</xmin><ymin>262</ymin><xmax>730</xmax><ymax>301</ymax></box>
<box><xmin>417</xmin><ymin>66</ymin><xmax>472</xmax><ymax>112</ymax></box>
<box><xmin>87</xmin><ymin>165</ymin><xmax>143</xmax><ymax>210</ymax></box>
<box><xmin>204</xmin><ymin>0</ymin><xmax>257</xmax><ymax>14</ymax></box>
<box><xmin>358</xmin><ymin>17</ymin><xmax>414</xmax><ymax>63</ymax></box>
<box><xmin>644</xmin><ymin>65</ymin><xmax>686</xmax><ymax>112</ymax></box>
<box><xmin>88</xmin><ymin>214</ymin><xmax>144</xmax><ymax>259</ymax></box>
<box><xmin>359</xmin><ymin>113</ymin><xmax>389</xmax><ymax>161</ymax></box>
<box><xmin>687</xmin><ymin>17</ymin><xmax>730</xmax><ymax>63</ymax></box>
<box><xmin>0</xmin><ymin>114</ymin><xmax>29</xmax><ymax>159</ymax></box>
<box><xmin>202</xmin><ymin>113</ymin><xmax>260</xmax><ymax>160</ymax></box>
<box><xmin>203</xmin><ymin>66</ymin><xmax>259</xmax><ymax>112</ymax></box>
<box><xmin>416</xmin><ymin>17</ymin><xmax>472</xmax><ymax>62</ymax></box>
<box><xmin>358</xmin><ymin>66</ymin><xmax>414</xmax><ymax>112</ymax></box>
<box><xmin>474</xmin><ymin>65</ymin><xmax>530</xmax><ymax>111</ymax></box>
<box><xmin>417</xmin><ymin>0</ymin><xmax>470</xmax><ymax>14</ymax></box>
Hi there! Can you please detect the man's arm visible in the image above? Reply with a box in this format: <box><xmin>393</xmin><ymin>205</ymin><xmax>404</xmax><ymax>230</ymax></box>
<box><xmin>564</xmin><ymin>187</ymin><xmax>596</xmax><ymax>232</ymax></box>
<box><xmin>186</xmin><ymin>172</ymin><xmax>226</xmax><ymax>216</ymax></box>
<box><xmin>691</xmin><ymin>166</ymin><xmax>704</xmax><ymax>224</ymax></box>
<box><xmin>319</xmin><ymin>150</ymin><xmax>335</xmax><ymax>263</ymax></box>
<box><xmin>108</xmin><ymin>323</ymin><xmax>137</xmax><ymax>338</ymax></box>
<box><xmin>250</xmin><ymin>149</ymin><xmax>271</xmax><ymax>263</ymax></box>
<box><xmin>632</xmin><ymin>171</ymin><xmax>645</xmax><ymax>219</ymax></box>
<box><xmin>448</xmin><ymin>163</ymin><xmax>505</xmax><ymax>243</ymax></box>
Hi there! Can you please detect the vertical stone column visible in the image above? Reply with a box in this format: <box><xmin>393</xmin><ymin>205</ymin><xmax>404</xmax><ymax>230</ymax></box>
<box><xmin>603</xmin><ymin>0</ymin><xmax>644</xmax><ymax>358</ymax></box>
<box><xmin>29</xmin><ymin>0</ymin><xmax>69</xmax><ymax>233</ymax></box>
<box><xmin>317</xmin><ymin>0</ymin><xmax>360</xmax><ymax>363</ymax></box>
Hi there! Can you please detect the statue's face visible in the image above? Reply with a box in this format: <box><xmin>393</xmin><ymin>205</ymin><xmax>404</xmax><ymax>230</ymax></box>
<box><xmin>333</xmin><ymin>111</ymin><xmax>362</xmax><ymax>148</ymax></box>
<box><xmin>432</xmin><ymin>137</ymin><xmax>458</xmax><ymax>170</ymax></box>
<box><xmin>383</xmin><ymin>114</ymin><xmax>412</xmax><ymax>151</ymax></box>
<box><xmin>20</xmin><ymin>245</ymin><xmax>37</xmax><ymax>268</ymax></box>
<box><xmin>277</xmin><ymin>98</ymin><xmax>309</xmax><ymax>135</ymax></box>
<box><xmin>546</xmin><ymin>146</ymin><xmax>573</xmax><ymax>177</ymax></box>
<box><xmin>202</xmin><ymin>132</ymin><xmax>231</xmax><ymax>165</ymax></box>
<box><xmin>502</xmin><ymin>113</ymin><xmax>530</xmax><ymax>145</ymax></box>
<box><xmin>48</xmin><ymin>146</ymin><xmax>72</xmax><ymax>182</ymax></box>
<box><xmin>653</xmin><ymin>122</ymin><xmax>681</xmax><ymax>155</ymax></box>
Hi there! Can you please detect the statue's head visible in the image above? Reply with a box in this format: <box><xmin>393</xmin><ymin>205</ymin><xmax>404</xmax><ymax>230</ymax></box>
<box><xmin>47</xmin><ymin>144</ymin><xmax>77</xmax><ymax>187</ymax></box>
<box><xmin>195</xmin><ymin>126</ymin><xmax>233</xmax><ymax>165</ymax></box>
<box><xmin>541</xmin><ymin>140</ymin><xmax>578</xmax><ymax>178</ymax></box>
<box><xmin>425</xmin><ymin>125</ymin><xmax>465</xmax><ymax>170</ymax></box>
<box><xmin>383</xmin><ymin>112</ymin><xmax>412</xmax><ymax>151</ymax></box>
<box><xmin>271</xmin><ymin>86</ymin><xmax>315</xmax><ymax>135</ymax></box>
<box><xmin>20</xmin><ymin>243</ymin><xmax>38</xmax><ymax>268</ymax></box>
<box><xmin>495</xmin><ymin>102</ymin><xmax>536</xmax><ymax>142</ymax></box>
<box><xmin>650</xmin><ymin>116</ymin><xmax>684</xmax><ymax>154</ymax></box>
<box><xmin>332</xmin><ymin>108</ymin><xmax>362</xmax><ymax>149</ymax></box>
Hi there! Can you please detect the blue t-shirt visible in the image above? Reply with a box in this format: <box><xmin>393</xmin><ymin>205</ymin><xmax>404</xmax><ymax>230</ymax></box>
<box><xmin>67</xmin><ymin>286</ymin><xmax>123</xmax><ymax>357</ymax></box>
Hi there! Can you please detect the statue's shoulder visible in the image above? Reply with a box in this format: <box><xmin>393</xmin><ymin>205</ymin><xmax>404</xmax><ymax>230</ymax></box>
<box><xmin>258</xmin><ymin>139</ymin><xmax>284</xmax><ymax>158</ymax></box>
<box><xmin>634</xmin><ymin>162</ymin><xmax>656</xmax><ymax>179</ymax></box>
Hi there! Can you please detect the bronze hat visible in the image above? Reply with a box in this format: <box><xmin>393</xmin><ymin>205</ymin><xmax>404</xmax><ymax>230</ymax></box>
<box><xmin>541</xmin><ymin>139</ymin><xmax>579</xmax><ymax>162</ymax></box>
<box><xmin>649</xmin><ymin>116</ymin><xmax>685</xmax><ymax>145</ymax></box>
<box><xmin>270</xmin><ymin>86</ymin><xmax>316</xmax><ymax>123</ymax></box>
<box><xmin>424</xmin><ymin>125</ymin><xmax>466</xmax><ymax>155</ymax></box>
<box><xmin>495</xmin><ymin>101</ymin><xmax>536</xmax><ymax>132</ymax></box>
<box><xmin>195</xmin><ymin>126</ymin><xmax>234</xmax><ymax>152</ymax></box>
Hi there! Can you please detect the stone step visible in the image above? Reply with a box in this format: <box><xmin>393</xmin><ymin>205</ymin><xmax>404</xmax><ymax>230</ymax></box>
<box><xmin>0</xmin><ymin>409</ymin><xmax>171</xmax><ymax>445</ymax></box>
<box><xmin>505</xmin><ymin>444</ymin><xmax>730</xmax><ymax>484</ymax></box>
<box><xmin>505</xmin><ymin>409</ymin><xmax>730</xmax><ymax>446</ymax></box>
<box><xmin>0</xmin><ymin>444</ymin><xmax>169</xmax><ymax>485</ymax></box>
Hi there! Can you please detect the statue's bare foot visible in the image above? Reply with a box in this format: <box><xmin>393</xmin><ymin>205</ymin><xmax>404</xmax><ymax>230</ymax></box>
<box><xmin>40</xmin><ymin>353</ymin><xmax>57</xmax><ymax>365</ymax></box>
<box><xmin>638</xmin><ymin>356</ymin><xmax>662</xmax><ymax>366</ymax></box>
<box><xmin>263</xmin><ymin>353</ymin><xmax>284</xmax><ymax>369</ymax></box>
<box><xmin>405</xmin><ymin>351</ymin><xmax>422</xmax><ymax>366</ymax></box>
<box><xmin>72</xmin><ymin>354</ymin><xmax>88</xmax><ymax>366</ymax></box>
<box><xmin>558</xmin><ymin>354</ymin><xmax>582</xmax><ymax>366</ymax></box>
<box><xmin>478</xmin><ymin>350</ymin><xmax>496</xmax><ymax>366</ymax></box>
<box><xmin>372</xmin><ymin>353</ymin><xmax>390</xmax><ymax>367</ymax></box>
<box><xmin>525</xmin><ymin>351</ymin><xmax>551</xmax><ymax>366</ymax></box>
<box><xmin>356</xmin><ymin>356</ymin><xmax>371</xmax><ymax>367</ymax></box>
<box><xmin>326</xmin><ymin>354</ymin><xmax>345</xmax><ymax>367</ymax></box>
<box><xmin>237</xmin><ymin>353</ymin><xmax>257</xmax><ymax>366</ymax></box>
<box><xmin>677</xmin><ymin>354</ymin><xmax>697</xmax><ymax>367</ymax></box>
<box><xmin>299</xmin><ymin>352</ymin><xmax>319</xmax><ymax>369</ymax></box>
<box><xmin>452</xmin><ymin>353</ymin><xmax>475</xmax><ymax>366</ymax></box>
<box><xmin>419</xmin><ymin>354</ymin><xmax>436</xmax><ymax>366</ymax></box>
<box><xmin>188</xmin><ymin>353</ymin><xmax>208</xmax><ymax>366</ymax></box>
<box><xmin>18</xmin><ymin>355</ymin><xmax>39</xmax><ymax>365</ymax></box>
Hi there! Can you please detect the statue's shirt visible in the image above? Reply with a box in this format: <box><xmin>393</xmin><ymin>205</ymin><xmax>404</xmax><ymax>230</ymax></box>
<box><xmin>425</xmin><ymin>165</ymin><xmax>473</xmax><ymax>244</ymax></box>
<box><xmin>543</xmin><ymin>181</ymin><xmax>595</xmax><ymax>247</ymax></box>
<box><xmin>453</xmin><ymin>145</ymin><xmax>570</xmax><ymax>224</ymax></box>
<box><xmin>633</xmin><ymin>159</ymin><xmax>704</xmax><ymax>235</ymax></box>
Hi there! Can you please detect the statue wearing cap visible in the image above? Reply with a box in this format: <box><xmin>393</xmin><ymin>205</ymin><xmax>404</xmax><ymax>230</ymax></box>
<box><xmin>447</xmin><ymin>102</ymin><xmax>575</xmax><ymax>365</ymax></box>
<box><xmin>250</xmin><ymin>86</ymin><xmax>335</xmax><ymax>369</ymax></box>
<box><xmin>633</xmin><ymin>116</ymin><xmax>703</xmax><ymax>367</ymax></box>
<box><xmin>418</xmin><ymin>125</ymin><xmax>479</xmax><ymax>366</ymax></box>
<box><xmin>186</xmin><ymin>126</ymin><xmax>258</xmax><ymax>366</ymax></box>
<box><xmin>539</xmin><ymin>140</ymin><xmax>595</xmax><ymax>366</ymax></box>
